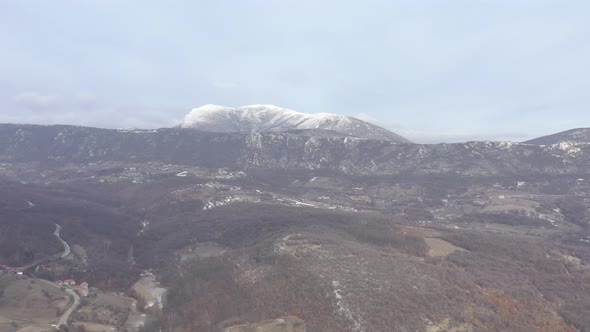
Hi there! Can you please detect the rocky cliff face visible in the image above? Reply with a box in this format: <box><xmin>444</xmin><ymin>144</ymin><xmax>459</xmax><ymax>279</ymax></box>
<box><xmin>1</xmin><ymin>124</ymin><xmax>590</xmax><ymax>176</ymax></box>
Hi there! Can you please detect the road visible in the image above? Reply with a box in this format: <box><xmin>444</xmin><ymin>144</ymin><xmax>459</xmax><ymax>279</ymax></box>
<box><xmin>59</xmin><ymin>287</ymin><xmax>80</xmax><ymax>327</ymax></box>
<box><xmin>36</xmin><ymin>279</ymin><xmax>81</xmax><ymax>328</ymax></box>
<box><xmin>51</xmin><ymin>224</ymin><xmax>77</xmax><ymax>328</ymax></box>
<box><xmin>29</xmin><ymin>224</ymin><xmax>79</xmax><ymax>330</ymax></box>
<box><xmin>53</xmin><ymin>224</ymin><xmax>71</xmax><ymax>259</ymax></box>
<box><xmin>18</xmin><ymin>224</ymin><xmax>70</xmax><ymax>271</ymax></box>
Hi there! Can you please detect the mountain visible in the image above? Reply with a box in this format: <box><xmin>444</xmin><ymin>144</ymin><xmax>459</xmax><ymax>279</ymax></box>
<box><xmin>4</xmin><ymin>122</ymin><xmax>590</xmax><ymax>332</ymax></box>
<box><xmin>1</xmin><ymin>123</ymin><xmax>590</xmax><ymax>176</ymax></box>
<box><xmin>180</xmin><ymin>104</ymin><xmax>412</xmax><ymax>143</ymax></box>
<box><xmin>525</xmin><ymin>128</ymin><xmax>590</xmax><ymax>145</ymax></box>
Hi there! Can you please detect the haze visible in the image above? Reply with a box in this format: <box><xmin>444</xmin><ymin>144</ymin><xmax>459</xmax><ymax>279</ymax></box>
<box><xmin>1</xmin><ymin>0</ymin><xmax>589</xmax><ymax>143</ymax></box>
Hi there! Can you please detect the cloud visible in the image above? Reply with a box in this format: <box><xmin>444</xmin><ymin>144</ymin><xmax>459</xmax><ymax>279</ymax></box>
<box><xmin>14</xmin><ymin>92</ymin><xmax>62</xmax><ymax>110</ymax></box>
<box><xmin>2</xmin><ymin>1</ymin><xmax>589</xmax><ymax>137</ymax></box>
<box><xmin>106</xmin><ymin>104</ymin><xmax>186</xmax><ymax>129</ymax></box>
<box><xmin>0</xmin><ymin>104</ymin><xmax>184</xmax><ymax>130</ymax></box>
<box><xmin>353</xmin><ymin>112</ymin><xmax>380</xmax><ymax>125</ymax></box>
<box><xmin>212</xmin><ymin>81</ymin><xmax>238</xmax><ymax>89</ymax></box>
<box><xmin>397</xmin><ymin>129</ymin><xmax>534</xmax><ymax>144</ymax></box>
<box><xmin>76</xmin><ymin>93</ymin><xmax>100</xmax><ymax>108</ymax></box>
<box><xmin>354</xmin><ymin>111</ymin><xmax>537</xmax><ymax>143</ymax></box>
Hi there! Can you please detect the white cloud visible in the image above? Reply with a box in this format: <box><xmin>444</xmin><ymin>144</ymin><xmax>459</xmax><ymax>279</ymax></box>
<box><xmin>398</xmin><ymin>128</ymin><xmax>534</xmax><ymax>144</ymax></box>
<box><xmin>352</xmin><ymin>112</ymin><xmax>536</xmax><ymax>143</ymax></box>
<box><xmin>212</xmin><ymin>81</ymin><xmax>238</xmax><ymax>89</ymax></box>
<box><xmin>353</xmin><ymin>112</ymin><xmax>380</xmax><ymax>125</ymax></box>
<box><xmin>76</xmin><ymin>93</ymin><xmax>100</xmax><ymax>108</ymax></box>
<box><xmin>14</xmin><ymin>92</ymin><xmax>62</xmax><ymax>110</ymax></box>
<box><xmin>3</xmin><ymin>1</ymin><xmax>589</xmax><ymax>137</ymax></box>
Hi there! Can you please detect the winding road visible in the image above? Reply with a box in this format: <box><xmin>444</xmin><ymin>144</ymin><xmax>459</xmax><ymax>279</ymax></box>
<box><xmin>26</xmin><ymin>224</ymin><xmax>79</xmax><ymax>330</ymax></box>
<box><xmin>50</xmin><ymin>224</ymin><xmax>79</xmax><ymax>329</ymax></box>
<box><xmin>58</xmin><ymin>287</ymin><xmax>80</xmax><ymax>327</ymax></box>
<box><xmin>51</xmin><ymin>223</ymin><xmax>79</xmax><ymax>328</ymax></box>
<box><xmin>18</xmin><ymin>224</ymin><xmax>71</xmax><ymax>271</ymax></box>
<box><xmin>53</xmin><ymin>224</ymin><xmax>71</xmax><ymax>259</ymax></box>
<box><xmin>36</xmin><ymin>278</ymin><xmax>80</xmax><ymax>328</ymax></box>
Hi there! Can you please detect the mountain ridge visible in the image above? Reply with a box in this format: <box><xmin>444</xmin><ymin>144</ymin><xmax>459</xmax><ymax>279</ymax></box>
<box><xmin>525</xmin><ymin>128</ymin><xmax>590</xmax><ymax>145</ymax></box>
<box><xmin>2</xmin><ymin>123</ymin><xmax>590</xmax><ymax>177</ymax></box>
<box><xmin>180</xmin><ymin>104</ymin><xmax>412</xmax><ymax>143</ymax></box>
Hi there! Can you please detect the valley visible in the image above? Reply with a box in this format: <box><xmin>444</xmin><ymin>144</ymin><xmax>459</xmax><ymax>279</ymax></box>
<box><xmin>1</xmin><ymin>124</ymin><xmax>590</xmax><ymax>331</ymax></box>
<box><xmin>1</xmin><ymin>147</ymin><xmax>590</xmax><ymax>331</ymax></box>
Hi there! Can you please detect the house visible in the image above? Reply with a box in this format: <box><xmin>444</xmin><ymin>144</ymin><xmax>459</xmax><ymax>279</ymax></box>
<box><xmin>76</xmin><ymin>282</ymin><xmax>89</xmax><ymax>296</ymax></box>
<box><xmin>0</xmin><ymin>265</ymin><xmax>24</xmax><ymax>275</ymax></box>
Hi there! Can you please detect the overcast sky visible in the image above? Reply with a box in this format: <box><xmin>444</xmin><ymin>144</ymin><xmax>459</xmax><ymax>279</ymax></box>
<box><xmin>1</xmin><ymin>1</ymin><xmax>589</xmax><ymax>143</ymax></box>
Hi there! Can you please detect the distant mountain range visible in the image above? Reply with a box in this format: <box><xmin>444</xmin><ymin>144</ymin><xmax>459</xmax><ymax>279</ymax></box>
<box><xmin>1</xmin><ymin>123</ymin><xmax>590</xmax><ymax>177</ymax></box>
<box><xmin>180</xmin><ymin>104</ymin><xmax>411</xmax><ymax>143</ymax></box>
<box><xmin>1</xmin><ymin>104</ymin><xmax>589</xmax><ymax>176</ymax></box>
<box><xmin>525</xmin><ymin>128</ymin><xmax>590</xmax><ymax>145</ymax></box>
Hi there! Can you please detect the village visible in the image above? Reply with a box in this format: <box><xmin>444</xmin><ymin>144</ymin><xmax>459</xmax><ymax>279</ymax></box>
<box><xmin>0</xmin><ymin>264</ymin><xmax>23</xmax><ymax>275</ymax></box>
<box><xmin>0</xmin><ymin>259</ymin><xmax>90</xmax><ymax>296</ymax></box>
<box><xmin>54</xmin><ymin>279</ymin><xmax>89</xmax><ymax>297</ymax></box>
<box><xmin>0</xmin><ymin>240</ymin><xmax>149</xmax><ymax>332</ymax></box>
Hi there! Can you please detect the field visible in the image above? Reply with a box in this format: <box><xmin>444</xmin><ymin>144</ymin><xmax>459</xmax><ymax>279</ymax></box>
<box><xmin>424</xmin><ymin>238</ymin><xmax>465</xmax><ymax>257</ymax></box>
<box><xmin>226</xmin><ymin>316</ymin><xmax>305</xmax><ymax>332</ymax></box>
<box><xmin>0</xmin><ymin>275</ymin><xmax>68</xmax><ymax>332</ymax></box>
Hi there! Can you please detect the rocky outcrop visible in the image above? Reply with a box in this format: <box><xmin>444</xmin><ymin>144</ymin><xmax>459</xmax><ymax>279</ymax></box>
<box><xmin>1</xmin><ymin>124</ymin><xmax>590</xmax><ymax>176</ymax></box>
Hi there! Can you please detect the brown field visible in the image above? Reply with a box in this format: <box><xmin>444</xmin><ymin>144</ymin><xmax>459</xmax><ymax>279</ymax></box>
<box><xmin>0</xmin><ymin>275</ymin><xmax>68</xmax><ymax>332</ymax></box>
<box><xmin>226</xmin><ymin>316</ymin><xmax>306</xmax><ymax>332</ymax></box>
<box><xmin>130</xmin><ymin>274</ymin><xmax>166</xmax><ymax>312</ymax></box>
<box><xmin>424</xmin><ymin>238</ymin><xmax>465</xmax><ymax>258</ymax></box>
<box><xmin>74</xmin><ymin>292</ymin><xmax>144</xmax><ymax>331</ymax></box>
<box><xmin>73</xmin><ymin>321</ymin><xmax>116</xmax><ymax>332</ymax></box>
<box><xmin>397</xmin><ymin>225</ymin><xmax>441</xmax><ymax>238</ymax></box>
<box><xmin>426</xmin><ymin>318</ymin><xmax>472</xmax><ymax>332</ymax></box>
<box><xmin>6</xmin><ymin>325</ymin><xmax>55</xmax><ymax>332</ymax></box>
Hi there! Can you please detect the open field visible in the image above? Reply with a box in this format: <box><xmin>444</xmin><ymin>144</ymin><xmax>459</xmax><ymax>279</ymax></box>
<box><xmin>74</xmin><ymin>292</ymin><xmax>144</xmax><ymax>331</ymax></box>
<box><xmin>72</xmin><ymin>321</ymin><xmax>116</xmax><ymax>332</ymax></box>
<box><xmin>225</xmin><ymin>316</ymin><xmax>306</xmax><ymax>332</ymax></box>
<box><xmin>424</xmin><ymin>238</ymin><xmax>465</xmax><ymax>257</ymax></box>
<box><xmin>0</xmin><ymin>275</ymin><xmax>68</xmax><ymax>332</ymax></box>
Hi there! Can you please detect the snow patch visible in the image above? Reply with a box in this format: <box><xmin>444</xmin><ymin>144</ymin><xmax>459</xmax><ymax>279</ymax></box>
<box><xmin>332</xmin><ymin>280</ymin><xmax>364</xmax><ymax>332</ymax></box>
<box><xmin>180</xmin><ymin>104</ymin><xmax>410</xmax><ymax>142</ymax></box>
<box><xmin>547</xmin><ymin>141</ymin><xmax>582</xmax><ymax>157</ymax></box>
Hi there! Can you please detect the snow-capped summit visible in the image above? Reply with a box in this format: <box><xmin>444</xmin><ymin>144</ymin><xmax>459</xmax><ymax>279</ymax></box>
<box><xmin>180</xmin><ymin>104</ymin><xmax>411</xmax><ymax>143</ymax></box>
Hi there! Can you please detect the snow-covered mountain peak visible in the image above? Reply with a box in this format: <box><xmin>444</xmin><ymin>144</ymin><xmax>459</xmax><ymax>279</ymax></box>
<box><xmin>180</xmin><ymin>104</ymin><xmax>411</xmax><ymax>143</ymax></box>
<box><xmin>193</xmin><ymin>104</ymin><xmax>230</xmax><ymax>113</ymax></box>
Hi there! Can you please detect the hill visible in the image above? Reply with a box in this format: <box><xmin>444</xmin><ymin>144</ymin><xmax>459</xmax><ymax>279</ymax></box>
<box><xmin>2</xmin><ymin>124</ymin><xmax>590</xmax><ymax>177</ymax></box>
<box><xmin>525</xmin><ymin>128</ymin><xmax>590</xmax><ymax>145</ymax></box>
<box><xmin>180</xmin><ymin>104</ymin><xmax>412</xmax><ymax>143</ymax></box>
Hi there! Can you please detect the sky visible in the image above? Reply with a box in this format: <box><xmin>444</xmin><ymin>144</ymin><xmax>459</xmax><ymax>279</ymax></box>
<box><xmin>1</xmin><ymin>0</ymin><xmax>589</xmax><ymax>143</ymax></box>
